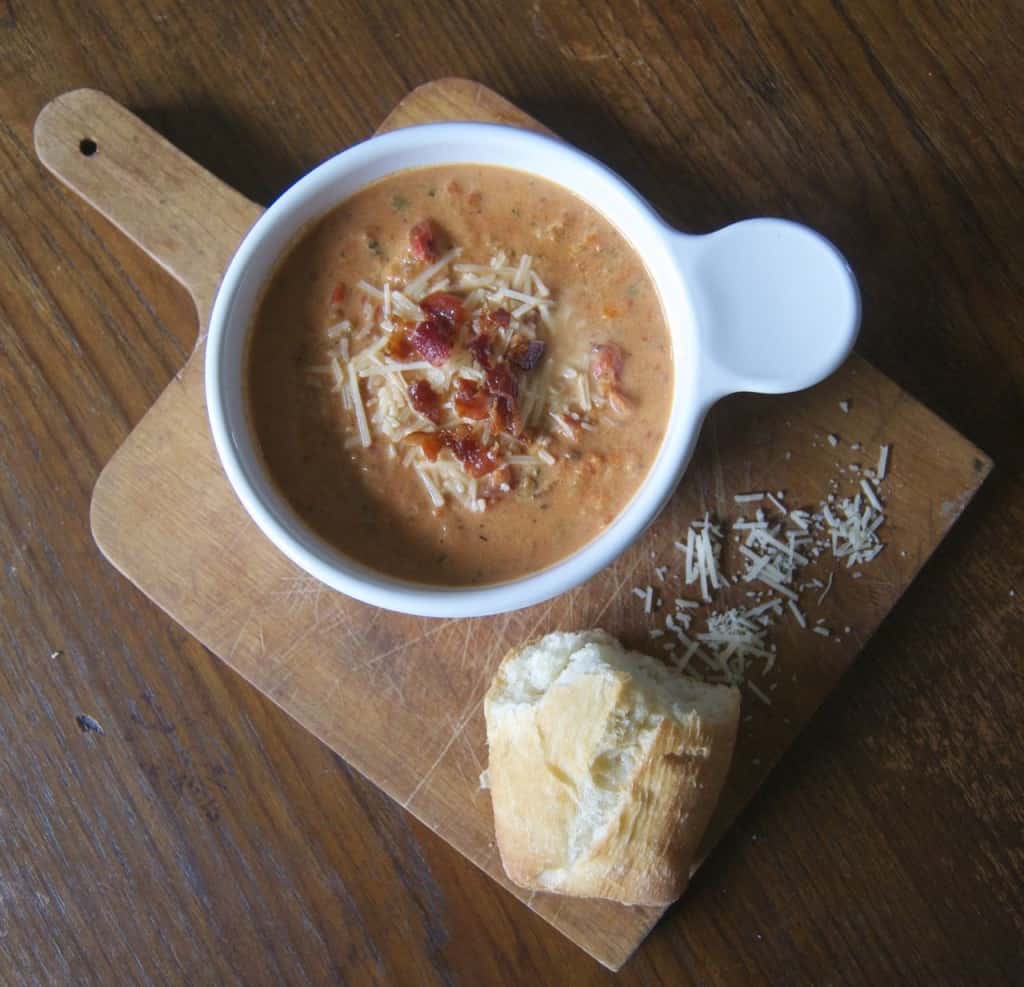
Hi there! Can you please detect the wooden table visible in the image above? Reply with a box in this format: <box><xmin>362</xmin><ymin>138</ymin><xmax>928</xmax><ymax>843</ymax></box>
<box><xmin>1</xmin><ymin>3</ymin><xmax>1021</xmax><ymax>983</ymax></box>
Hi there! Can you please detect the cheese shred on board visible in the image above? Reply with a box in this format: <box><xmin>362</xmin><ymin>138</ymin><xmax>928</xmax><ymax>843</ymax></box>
<box><xmin>641</xmin><ymin>442</ymin><xmax>893</xmax><ymax>702</ymax></box>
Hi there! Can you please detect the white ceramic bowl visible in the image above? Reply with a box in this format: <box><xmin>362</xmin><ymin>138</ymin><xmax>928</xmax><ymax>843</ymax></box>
<box><xmin>206</xmin><ymin>122</ymin><xmax>859</xmax><ymax>618</ymax></box>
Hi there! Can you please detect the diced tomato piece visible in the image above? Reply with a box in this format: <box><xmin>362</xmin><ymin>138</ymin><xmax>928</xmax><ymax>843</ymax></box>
<box><xmin>409</xmin><ymin>221</ymin><xmax>437</xmax><ymax>262</ymax></box>
<box><xmin>508</xmin><ymin>336</ymin><xmax>546</xmax><ymax>371</ymax></box>
<box><xmin>329</xmin><ymin>283</ymin><xmax>346</xmax><ymax>307</ymax></box>
<box><xmin>453</xmin><ymin>378</ymin><xmax>491</xmax><ymax>420</ymax></box>
<box><xmin>490</xmin><ymin>307</ymin><xmax>511</xmax><ymax>328</ymax></box>
<box><xmin>607</xmin><ymin>387</ymin><xmax>633</xmax><ymax>416</ymax></box>
<box><xmin>467</xmin><ymin>330</ymin><xmax>493</xmax><ymax>369</ymax></box>
<box><xmin>590</xmin><ymin>342</ymin><xmax>624</xmax><ymax>386</ymax></box>
<box><xmin>420</xmin><ymin>291</ymin><xmax>466</xmax><ymax>328</ymax></box>
<box><xmin>410</xmin><ymin>317</ymin><xmax>453</xmax><ymax>366</ymax></box>
<box><xmin>407</xmin><ymin>379</ymin><xmax>442</xmax><ymax>423</ymax></box>
<box><xmin>405</xmin><ymin>431</ymin><xmax>442</xmax><ymax>461</ymax></box>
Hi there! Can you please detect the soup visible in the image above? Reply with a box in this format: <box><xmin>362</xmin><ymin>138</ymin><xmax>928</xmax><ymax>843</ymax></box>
<box><xmin>246</xmin><ymin>165</ymin><xmax>673</xmax><ymax>586</ymax></box>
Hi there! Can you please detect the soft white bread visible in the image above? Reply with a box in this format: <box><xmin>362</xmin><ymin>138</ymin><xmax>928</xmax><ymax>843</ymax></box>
<box><xmin>484</xmin><ymin>630</ymin><xmax>741</xmax><ymax>907</ymax></box>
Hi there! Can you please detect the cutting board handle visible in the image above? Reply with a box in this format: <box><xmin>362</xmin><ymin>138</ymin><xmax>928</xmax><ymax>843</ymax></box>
<box><xmin>34</xmin><ymin>89</ymin><xmax>263</xmax><ymax>330</ymax></box>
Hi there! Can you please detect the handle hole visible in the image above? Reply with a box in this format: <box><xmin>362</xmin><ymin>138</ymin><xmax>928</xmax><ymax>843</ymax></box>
<box><xmin>79</xmin><ymin>138</ymin><xmax>97</xmax><ymax>157</ymax></box>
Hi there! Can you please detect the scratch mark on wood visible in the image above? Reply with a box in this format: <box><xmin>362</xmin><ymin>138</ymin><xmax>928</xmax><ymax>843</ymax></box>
<box><xmin>403</xmin><ymin>695</ymin><xmax>484</xmax><ymax>808</ymax></box>
<box><xmin>362</xmin><ymin>621</ymin><xmax>448</xmax><ymax>670</ymax></box>
<box><xmin>224</xmin><ymin>606</ymin><xmax>258</xmax><ymax>660</ymax></box>
<box><xmin>590</xmin><ymin>550</ymin><xmax>648</xmax><ymax>626</ymax></box>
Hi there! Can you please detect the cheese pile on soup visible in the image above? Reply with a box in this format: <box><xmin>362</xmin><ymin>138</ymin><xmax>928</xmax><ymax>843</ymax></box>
<box><xmin>246</xmin><ymin>165</ymin><xmax>673</xmax><ymax>586</ymax></box>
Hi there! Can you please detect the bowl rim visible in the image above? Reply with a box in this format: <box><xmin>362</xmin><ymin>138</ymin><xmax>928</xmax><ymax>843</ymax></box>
<box><xmin>205</xmin><ymin>122</ymin><xmax>710</xmax><ymax>617</ymax></box>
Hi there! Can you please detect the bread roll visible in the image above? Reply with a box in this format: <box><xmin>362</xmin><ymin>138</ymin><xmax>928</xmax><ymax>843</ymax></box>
<box><xmin>484</xmin><ymin>630</ymin><xmax>740</xmax><ymax>906</ymax></box>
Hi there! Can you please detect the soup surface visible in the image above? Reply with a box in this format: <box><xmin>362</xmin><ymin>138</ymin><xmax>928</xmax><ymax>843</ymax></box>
<box><xmin>247</xmin><ymin>164</ymin><xmax>673</xmax><ymax>585</ymax></box>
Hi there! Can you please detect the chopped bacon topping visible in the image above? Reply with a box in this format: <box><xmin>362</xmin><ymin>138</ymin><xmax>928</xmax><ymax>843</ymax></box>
<box><xmin>485</xmin><ymin>362</ymin><xmax>518</xmax><ymax>400</ymax></box>
<box><xmin>441</xmin><ymin>425</ymin><xmax>502</xmax><ymax>477</ymax></box>
<box><xmin>453</xmin><ymin>378</ymin><xmax>491</xmax><ymax>420</ymax></box>
<box><xmin>467</xmin><ymin>330</ymin><xmax>493</xmax><ymax>369</ymax></box>
<box><xmin>410</xmin><ymin>317</ymin><xmax>453</xmax><ymax>366</ymax></box>
<box><xmin>480</xmin><ymin>362</ymin><xmax>524</xmax><ymax>438</ymax></box>
<box><xmin>491</xmin><ymin>396</ymin><xmax>525</xmax><ymax>439</ymax></box>
<box><xmin>404</xmin><ymin>430</ymin><xmax>442</xmax><ymax>461</ymax></box>
<box><xmin>420</xmin><ymin>291</ymin><xmax>466</xmax><ymax>328</ymax></box>
<box><xmin>508</xmin><ymin>335</ymin><xmax>546</xmax><ymax>371</ymax></box>
<box><xmin>407</xmin><ymin>379</ymin><xmax>442</xmax><ymax>423</ymax></box>
<box><xmin>326</xmin><ymin>243</ymin><xmax>632</xmax><ymax>507</ymax></box>
<box><xmin>409</xmin><ymin>221</ymin><xmax>437</xmax><ymax>262</ymax></box>
<box><xmin>385</xmin><ymin>327</ymin><xmax>416</xmax><ymax>361</ymax></box>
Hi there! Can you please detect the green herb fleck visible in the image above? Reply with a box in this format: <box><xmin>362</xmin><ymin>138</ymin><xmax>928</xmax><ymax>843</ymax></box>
<box><xmin>426</xmin><ymin>187</ymin><xmax>437</xmax><ymax>198</ymax></box>
<box><xmin>626</xmin><ymin>282</ymin><xmax>640</xmax><ymax>299</ymax></box>
<box><xmin>511</xmin><ymin>207</ymin><xmax>521</xmax><ymax>218</ymax></box>
<box><xmin>391</xmin><ymin>194</ymin><xmax>409</xmax><ymax>212</ymax></box>
<box><xmin>367</xmin><ymin>237</ymin><xmax>386</xmax><ymax>259</ymax></box>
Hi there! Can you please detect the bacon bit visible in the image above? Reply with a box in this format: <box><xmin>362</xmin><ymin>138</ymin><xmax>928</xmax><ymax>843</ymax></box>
<box><xmin>385</xmin><ymin>328</ymin><xmax>416</xmax><ymax>360</ymax></box>
<box><xmin>409</xmin><ymin>221</ymin><xmax>437</xmax><ymax>262</ymax></box>
<box><xmin>410</xmin><ymin>317</ymin><xmax>453</xmax><ymax>366</ymax></box>
<box><xmin>490</xmin><ymin>307</ymin><xmax>511</xmax><ymax>328</ymax></box>
<box><xmin>420</xmin><ymin>291</ymin><xmax>466</xmax><ymax>328</ymax></box>
<box><xmin>441</xmin><ymin>426</ymin><xmax>501</xmax><ymax>477</ymax></box>
<box><xmin>508</xmin><ymin>336</ymin><xmax>546</xmax><ymax>371</ymax></box>
<box><xmin>405</xmin><ymin>431</ymin><xmax>442</xmax><ymax>461</ymax></box>
<box><xmin>454</xmin><ymin>378</ymin><xmax>491</xmax><ymax>420</ymax></box>
<box><xmin>590</xmin><ymin>343</ymin><xmax>624</xmax><ymax>386</ymax></box>
<box><xmin>407</xmin><ymin>379</ymin><xmax>442</xmax><ymax>424</ymax></box>
<box><xmin>491</xmin><ymin>396</ymin><xmax>525</xmax><ymax>440</ymax></box>
<box><xmin>467</xmin><ymin>330</ymin><xmax>493</xmax><ymax>369</ymax></box>
<box><xmin>329</xmin><ymin>283</ymin><xmax>346</xmax><ymax>307</ymax></box>
<box><xmin>485</xmin><ymin>362</ymin><xmax>518</xmax><ymax>400</ymax></box>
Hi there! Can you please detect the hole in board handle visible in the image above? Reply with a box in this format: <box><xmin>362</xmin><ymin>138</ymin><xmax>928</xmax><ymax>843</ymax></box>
<box><xmin>79</xmin><ymin>138</ymin><xmax>97</xmax><ymax>156</ymax></box>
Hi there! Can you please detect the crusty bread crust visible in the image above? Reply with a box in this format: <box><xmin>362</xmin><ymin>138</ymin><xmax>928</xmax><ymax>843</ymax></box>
<box><xmin>484</xmin><ymin>631</ymin><xmax>740</xmax><ymax>907</ymax></box>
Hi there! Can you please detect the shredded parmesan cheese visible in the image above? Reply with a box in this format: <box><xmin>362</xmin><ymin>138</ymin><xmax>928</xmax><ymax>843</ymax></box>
<box><xmin>347</xmin><ymin>363</ymin><xmax>371</xmax><ymax>448</ymax></box>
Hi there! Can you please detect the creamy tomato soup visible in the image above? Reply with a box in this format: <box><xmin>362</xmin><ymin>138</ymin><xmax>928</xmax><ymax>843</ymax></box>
<box><xmin>246</xmin><ymin>165</ymin><xmax>672</xmax><ymax>586</ymax></box>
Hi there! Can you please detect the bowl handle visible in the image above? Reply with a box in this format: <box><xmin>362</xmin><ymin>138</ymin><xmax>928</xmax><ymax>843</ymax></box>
<box><xmin>671</xmin><ymin>218</ymin><xmax>860</xmax><ymax>404</ymax></box>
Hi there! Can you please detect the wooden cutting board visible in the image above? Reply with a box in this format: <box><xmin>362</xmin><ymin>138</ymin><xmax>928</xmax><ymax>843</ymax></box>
<box><xmin>34</xmin><ymin>79</ymin><xmax>991</xmax><ymax>971</ymax></box>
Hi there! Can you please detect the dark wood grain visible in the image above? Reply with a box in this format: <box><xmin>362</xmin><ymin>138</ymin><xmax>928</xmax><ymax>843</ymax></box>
<box><xmin>1</xmin><ymin>2</ymin><xmax>1021</xmax><ymax>984</ymax></box>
